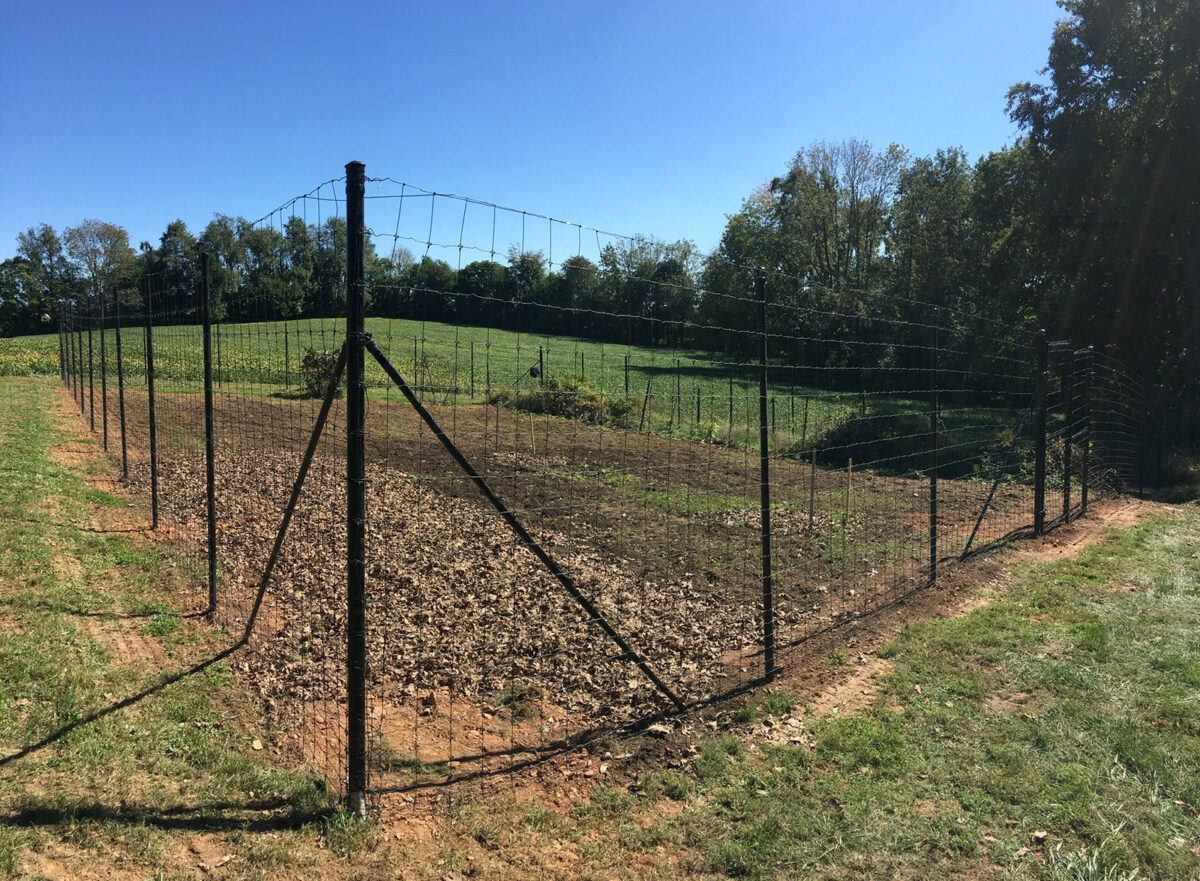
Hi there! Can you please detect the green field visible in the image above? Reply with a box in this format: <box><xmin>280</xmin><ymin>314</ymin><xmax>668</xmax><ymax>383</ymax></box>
<box><xmin>2</xmin><ymin>318</ymin><xmax>1027</xmax><ymax>473</ymax></box>
<box><xmin>3</xmin><ymin>318</ymin><xmax>882</xmax><ymax>447</ymax></box>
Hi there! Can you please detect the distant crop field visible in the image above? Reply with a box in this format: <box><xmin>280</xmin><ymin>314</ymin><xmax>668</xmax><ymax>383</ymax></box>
<box><xmin>7</xmin><ymin>317</ymin><xmax>1018</xmax><ymax>468</ymax></box>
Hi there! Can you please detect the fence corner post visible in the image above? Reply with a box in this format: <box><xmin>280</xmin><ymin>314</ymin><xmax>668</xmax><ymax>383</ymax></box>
<box><xmin>756</xmin><ymin>271</ymin><xmax>776</xmax><ymax>681</ymax></box>
<box><xmin>1033</xmin><ymin>330</ymin><xmax>1049</xmax><ymax>536</ymax></box>
<box><xmin>201</xmin><ymin>253</ymin><xmax>218</xmax><ymax>617</ymax></box>
<box><xmin>345</xmin><ymin>160</ymin><xmax>369</xmax><ymax>818</ymax></box>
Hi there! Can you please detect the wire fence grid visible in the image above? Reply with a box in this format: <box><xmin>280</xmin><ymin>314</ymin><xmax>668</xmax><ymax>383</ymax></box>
<box><xmin>53</xmin><ymin>162</ymin><xmax>1156</xmax><ymax>815</ymax></box>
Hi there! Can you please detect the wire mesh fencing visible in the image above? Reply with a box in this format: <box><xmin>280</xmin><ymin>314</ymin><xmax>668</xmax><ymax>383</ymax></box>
<box><xmin>52</xmin><ymin>161</ymin><xmax>1152</xmax><ymax>814</ymax></box>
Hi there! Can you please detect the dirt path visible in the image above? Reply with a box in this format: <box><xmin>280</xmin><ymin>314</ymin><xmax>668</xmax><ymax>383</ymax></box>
<box><xmin>739</xmin><ymin>496</ymin><xmax>1170</xmax><ymax>746</ymax></box>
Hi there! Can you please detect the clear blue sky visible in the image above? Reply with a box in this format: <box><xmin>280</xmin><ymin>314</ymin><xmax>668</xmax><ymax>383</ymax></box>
<box><xmin>0</xmin><ymin>0</ymin><xmax>1063</xmax><ymax>260</ymax></box>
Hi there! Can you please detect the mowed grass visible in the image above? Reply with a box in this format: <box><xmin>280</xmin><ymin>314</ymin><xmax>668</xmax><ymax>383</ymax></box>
<box><xmin>0</xmin><ymin>377</ymin><xmax>390</xmax><ymax>879</ymax></box>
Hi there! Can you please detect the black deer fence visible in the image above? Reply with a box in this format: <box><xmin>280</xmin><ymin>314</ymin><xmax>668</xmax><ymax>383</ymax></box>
<box><xmin>53</xmin><ymin>162</ymin><xmax>1152</xmax><ymax>815</ymax></box>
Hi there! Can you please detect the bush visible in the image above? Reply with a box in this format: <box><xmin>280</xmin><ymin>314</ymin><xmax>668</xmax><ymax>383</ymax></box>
<box><xmin>300</xmin><ymin>348</ymin><xmax>343</xmax><ymax>399</ymax></box>
<box><xmin>489</xmin><ymin>378</ymin><xmax>635</xmax><ymax>427</ymax></box>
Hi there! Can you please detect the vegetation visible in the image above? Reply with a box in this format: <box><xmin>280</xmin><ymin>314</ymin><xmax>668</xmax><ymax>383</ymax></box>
<box><xmin>3</xmin><ymin>3</ymin><xmax>1195</xmax><ymax>452</ymax></box>
<box><xmin>298</xmin><ymin>346</ymin><xmax>343</xmax><ymax>399</ymax></box>
<box><xmin>0</xmin><ymin>376</ymin><xmax>354</xmax><ymax>877</ymax></box>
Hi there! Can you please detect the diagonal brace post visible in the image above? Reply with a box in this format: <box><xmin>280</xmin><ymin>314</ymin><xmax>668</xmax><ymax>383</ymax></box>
<box><xmin>239</xmin><ymin>343</ymin><xmax>347</xmax><ymax>643</ymax></box>
<box><xmin>363</xmin><ymin>334</ymin><xmax>686</xmax><ymax>712</ymax></box>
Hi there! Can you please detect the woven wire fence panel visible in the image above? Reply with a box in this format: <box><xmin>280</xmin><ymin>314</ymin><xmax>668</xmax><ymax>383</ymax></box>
<box><xmin>51</xmin><ymin>169</ymin><xmax>1155</xmax><ymax>811</ymax></box>
<box><xmin>349</xmin><ymin>180</ymin><xmax>1061</xmax><ymax>806</ymax></box>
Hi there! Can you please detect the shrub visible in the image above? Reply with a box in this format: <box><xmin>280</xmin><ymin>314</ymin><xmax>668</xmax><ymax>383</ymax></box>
<box><xmin>490</xmin><ymin>378</ymin><xmax>635</xmax><ymax>427</ymax></box>
<box><xmin>300</xmin><ymin>348</ymin><xmax>343</xmax><ymax>399</ymax></box>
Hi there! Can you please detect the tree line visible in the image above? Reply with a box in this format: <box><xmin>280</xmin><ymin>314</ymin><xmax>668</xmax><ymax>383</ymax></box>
<box><xmin>3</xmin><ymin>0</ymin><xmax>1195</xmax><ymax>410</ymax></box>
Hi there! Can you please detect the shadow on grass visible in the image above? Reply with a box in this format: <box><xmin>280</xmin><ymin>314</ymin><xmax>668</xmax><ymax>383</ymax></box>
<box><xmin>1</xmin><ymin>799</ymin><xmax>335</xmax><ymax>833</ymax></box>
<box><xmin>0</xmin><ymin>643</ymin><xmax>238</xmax><ymax>770</ymax></box>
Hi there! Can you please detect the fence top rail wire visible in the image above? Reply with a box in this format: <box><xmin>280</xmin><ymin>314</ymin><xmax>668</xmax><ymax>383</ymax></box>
<box><xmin>359</xmin><ymin>174</ymin><xmax>1043</xmax><ymax>344</ymax></box>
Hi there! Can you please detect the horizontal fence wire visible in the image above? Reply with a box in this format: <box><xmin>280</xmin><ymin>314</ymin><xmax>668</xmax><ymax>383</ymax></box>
<box><xmin>50</xmin><ymin>169</ymin><xmax>1150</xmax><ymax>815</ymax></box>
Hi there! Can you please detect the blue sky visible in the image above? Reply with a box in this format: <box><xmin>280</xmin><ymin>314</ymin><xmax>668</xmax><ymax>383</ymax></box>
<box><xmin>0</xmin><ymin>0</ymin><xmax>1063</xmax><ymax>260</ymax></box>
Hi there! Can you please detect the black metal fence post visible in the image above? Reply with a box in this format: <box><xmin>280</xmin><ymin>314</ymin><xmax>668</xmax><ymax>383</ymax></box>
<box><xmin>87</xmin><ymin>319</ymin><xmax>95</xmax><ymax>431</ymax></box>
<box><xmin>76</xmin><ymin>308</ymin><xmax>84</xmax><ymax>413</ymax></box>
<box><xmin>99</xmin><ymin>290</ymin><xmax>108</xmax><ymax>450</ymax></box>
<box><xmin>1033</xmin><ymin>331</ymin><xmax>1049</xmax><ymax>535</ymax></box>
<box><xmin>1080</xmin><ymin>346</ymin><xmax>1093</xmax><ymax>514</ymax></box>
<box><xmin>756</xmin><ymin>272</ymin><xmax>776</xmax><ymax>680</ymax></box>
<box><xmin>201</xmin><ymin>253</ymin><xmax>218</xmax><ymax>617</ymax></box>
<box><xmin>67</xmin><ymin>312</ymin><xmax>76</xmax><ymax>398</ymax></box>
<box><xmin>1062</xmin><ymin>351</ymin><xmax>1074</xmax><ymax>519</ymax></box>
<box><xmin>1155</xmin><ymin>386</ymin><xmax>1165</xmax><ymax>489</ymax></box>
<box><xmin>144</xmin><ymin>277</ymin><xmax>159</xmax><ymax>530</ymax></box>
<box><xmin>929</xmin><ymin>311</ymin><xmax>939</xmax><ymax>581</ymax></box>
<box><xmin>1137</xmin><ymin>399</ymin><xmax>1146</xmax><ymax>498</ymax></box>
<box><xmin>58</xmin><ymin>313</ymin><xmax>66</xmax><ymax>384</ymax></box>
<box><xmin>114</xmin><ymin>291</ymin><xmax>128</xmax><ymax>479</ymax></box>
<box><xmin>345</xmin><ymin>160</ymin><xmax>368</xmax><ymax>817</ymax></box>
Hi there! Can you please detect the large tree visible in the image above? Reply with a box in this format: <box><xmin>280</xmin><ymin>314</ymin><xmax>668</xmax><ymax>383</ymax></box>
<box><xmin>1008</xmin><ymin>0</ymin><xmax>1200</xmax><ymax>393</ymax></box>
<box><xmin>63</xmin><ymin>219</ymin><xmax>134</xmax><ymax>304</ymax></box>
<box><xmin>16</xmin><ymin>224</ymin><xmax>77</xmax><ymax>312</ymax></box>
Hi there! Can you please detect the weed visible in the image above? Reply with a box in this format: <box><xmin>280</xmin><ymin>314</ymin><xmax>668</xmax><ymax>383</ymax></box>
<box><xmin>140</xmin><ymin>612</ymin><xmax>180</xmax><ymax>637</ymax></box>
<box><xmin>759</xmin><ymin>689</ymin><xmax>798</xmax><ymax>716</ymax></box>
<box><xmin>642</xmin><ymin>768</ymin><xmax>694</xmax><ymax>801</ymax></box>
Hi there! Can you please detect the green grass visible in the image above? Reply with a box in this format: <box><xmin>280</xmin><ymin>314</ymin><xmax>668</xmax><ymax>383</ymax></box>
<box><xmin>0</xmin><ymin>318</ymin><xmax>927</xmax><ymax>451</ymax></box>
<box><xmin>646</xmin><ymin>512</ymin><xmax>1200</xmax><ymax>879</ymax></box>
<box><xmin>0</xmin><ymin>377</ymin><xmax>348</xmax><ymax>877</ymax></box>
